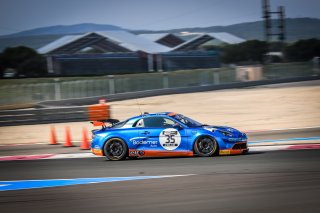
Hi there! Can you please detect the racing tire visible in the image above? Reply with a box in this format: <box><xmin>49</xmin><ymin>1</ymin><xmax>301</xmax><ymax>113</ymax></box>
<box><xmin>194</xmin><ymin>136</ymin><xmax>218</xmax><ymax>157</ymax></box>
<box><xmin>104</xmin><ymin>138</ymin><xmax>128</xmax><ymax>161</ymax></box>
<box><xmin>242</xmin><ymin>149</ymin><xmax>249</xmax><ymax>155</ymax></box>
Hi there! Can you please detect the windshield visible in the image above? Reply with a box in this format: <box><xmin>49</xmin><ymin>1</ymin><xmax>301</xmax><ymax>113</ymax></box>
<box><xmin>171</xmin><ymin>114</ymin><xmax>203</xmax><ymax>127</ymax></box>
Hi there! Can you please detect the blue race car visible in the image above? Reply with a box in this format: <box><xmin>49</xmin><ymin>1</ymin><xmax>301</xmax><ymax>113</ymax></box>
<box><xmin>91</xmin><ymin>112</ymin><xmax>248</xmax><ymax>160</ymax></box>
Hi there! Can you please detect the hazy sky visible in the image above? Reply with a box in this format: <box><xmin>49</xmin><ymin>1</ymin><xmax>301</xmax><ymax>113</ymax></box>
<box><xmin>0</xmin><ymin>0</ymin><xmax>319</xmax><ymax>35</ymax></box>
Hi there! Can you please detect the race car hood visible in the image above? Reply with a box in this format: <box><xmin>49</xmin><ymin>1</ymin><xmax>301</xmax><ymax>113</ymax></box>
<box><xmin>202</xmin><ymin>125</ymin><xmax>245</xmax><ymax>138</ymax></box>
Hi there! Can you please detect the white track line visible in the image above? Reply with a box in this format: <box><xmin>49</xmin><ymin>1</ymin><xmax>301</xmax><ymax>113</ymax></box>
<box><xmin>243</xmin><ymin>126</ymin><xmax>320</xmax><ymax>133</ymax></box>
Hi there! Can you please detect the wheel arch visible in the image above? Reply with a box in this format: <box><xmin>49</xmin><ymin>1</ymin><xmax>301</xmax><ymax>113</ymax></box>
<box><xmin>102</xmin><ymin>136</ymin><xmax>129</xmax><ymax>156</ymax></box>
<box><xmin>192</xmin><ymin>134</ymin><xmax>220</xmax><ymax>155</ymax></box>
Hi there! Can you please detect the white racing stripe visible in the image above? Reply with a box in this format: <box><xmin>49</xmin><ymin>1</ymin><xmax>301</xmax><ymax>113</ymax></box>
<box><xmin>249</xmin><ymin>145</ymin><xmax>291</xmax><ymax>152</ymax></box>
<box><xmin>48</xmin><ymin>153</ymin><xmax>100</xmax><ymax>159</ymax></box>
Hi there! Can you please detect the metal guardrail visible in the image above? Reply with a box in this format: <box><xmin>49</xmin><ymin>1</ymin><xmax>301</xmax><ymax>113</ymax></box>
<box><xmin>0</xmin><ymin>69</ymin><xmax>231</xmax><ymax>106</ymax></box>
<box><xmin>1</xmin><ymin>75</ymin><xmax>319</xmax><ymax>126</ymax></box>
<box><xmin>1</xmin><ymin>62</ymin><xmax>318</xmax><ymax>107</ymax></box>
<box><xmin>0</xmin><ymin>106</ymin><xmax>88</xmax><ymax>126</ymax></box>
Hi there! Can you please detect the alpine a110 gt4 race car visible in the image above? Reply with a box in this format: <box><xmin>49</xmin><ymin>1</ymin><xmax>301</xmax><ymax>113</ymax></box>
<box><xmin>91</xmin><ymin>112</ymin><xmax>248</xmax><ymax>160</ymax></box>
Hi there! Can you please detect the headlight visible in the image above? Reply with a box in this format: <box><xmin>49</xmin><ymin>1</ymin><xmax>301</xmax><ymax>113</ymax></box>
<box><xmin>218</xmin><ymin>130</ymin><xmax>233</xmax><ymax>137</ymax></box>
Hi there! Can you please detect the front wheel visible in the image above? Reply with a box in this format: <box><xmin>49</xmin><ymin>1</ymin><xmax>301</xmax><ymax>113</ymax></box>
<box><xmin>104</xmin><ymin>138</ymin><xmax>128</xmax><ymax>161</ymax></box>
<box><xmin>194</xmin><ymin>137</ymin><xmax>217</xmax><ymax>157</ymax></box>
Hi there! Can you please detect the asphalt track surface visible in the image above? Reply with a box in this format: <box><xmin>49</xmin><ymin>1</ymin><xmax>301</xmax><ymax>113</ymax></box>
<box><xmin>0</xmin><ymin>150</ymin><xmax>320</xmax><ymax>213</ymax></box>
<box><xmin>1</xmin><ymin>128</ymin><xmax>320</xmax><ymax>213</ymax></box>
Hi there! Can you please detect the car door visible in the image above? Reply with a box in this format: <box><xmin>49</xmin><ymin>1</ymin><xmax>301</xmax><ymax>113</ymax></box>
<box><xmin>137</xmin><ymin>116</ymin><xmax>188</xmax><ymax>152</ymax></box>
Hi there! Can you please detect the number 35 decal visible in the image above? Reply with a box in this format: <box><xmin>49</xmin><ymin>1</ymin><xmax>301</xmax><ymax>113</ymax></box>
<box><xmin>165</xmin><ymin>135</ymin><xmax>175</xmax><ymax>143</ymax></box>
<box><xmin>159</xmin><ymin>128</ymin><xmax>181</xmax><ymax>150</ymax></box>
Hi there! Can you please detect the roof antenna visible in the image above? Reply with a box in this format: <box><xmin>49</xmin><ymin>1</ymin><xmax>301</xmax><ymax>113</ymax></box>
<box><xmin>135</xmin><ymin>98</ymin><xmax>142</xmax><ymax>116</ymax></box>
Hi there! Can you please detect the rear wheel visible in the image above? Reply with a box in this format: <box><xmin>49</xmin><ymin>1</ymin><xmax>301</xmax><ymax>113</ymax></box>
<box><xmin>104</xmin><ymin>138</ymin><xmax>127</xmax><ymax>161</ymax></box>
<box><xmin>194</xmin><ymin>137</ymin><xmax>217</xmax><ymax>157</ymax></box>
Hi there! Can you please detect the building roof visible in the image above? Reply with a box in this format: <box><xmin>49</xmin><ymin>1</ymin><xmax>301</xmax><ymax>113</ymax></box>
<box><xmin>38</xmin><ymin>30</ymin><xmax>171</xmax><ymax>54</ymax></box>
<box><xmin>139</xmin><ymin>33</ymin><xmax>185</xmax><ymax>48</ymax></box>
<box><xmin>171</xmin><ymin>34</ymin><xmax>212</xmax><ymax>51</ymax></box>
<box><xmin>171</xmin><ymin>32</ymin><xmax>246</xmax><ymax>51</ymax></box>
<box><xmin>139</xmin><ymin>33</ymin><xmax>170</xmax><ymax>41</ymax></box>
<box><xmin>207</xmin><ymin>32</ymin><xmax>245</xmax><ymax>44</ymax></box>
<box><xmin>38</xmin><ymin>31</ymin><xmax>245</xmax><ymax>55</ymax></box>
<box><xmin>38</xmin><ymin>35</ymin><xmax>82</xmax><ymax>54</ymax></box>
<box><xmin>96</xmin><ymin>31</ymin><xmax>171</xmax><ymax>53</ymax></box>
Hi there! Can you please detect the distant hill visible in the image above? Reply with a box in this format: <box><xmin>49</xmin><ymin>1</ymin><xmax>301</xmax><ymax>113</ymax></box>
<box><xmin>1</xmin><ymin>23</ymin><xmax>123</xmax><ymax>38</ymax></box>
<box><xmin>135</xmin><ymin>18</ymin><xmax>320</xmax><ymax>42</ymax></box>
<box><xmin>0</xmin><ymin>18</ymin><xmax>319</xmax><ymax>52</ymax></box>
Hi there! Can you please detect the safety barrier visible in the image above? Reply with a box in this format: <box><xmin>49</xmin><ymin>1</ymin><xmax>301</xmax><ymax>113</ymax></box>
<box><xmin>0</xmin><ymin>97</ymin><xmax>111</xmax><ymax>126</ymax></box>
<box><xmin>0</xmin><ymin>106</ymin><xmax>88</xmax><ymax>126</ymax></box>
<box><xmin>88</xmin><ymin>103</ymin><xmax>110</xmax><ymax>121</ymax></box>
<box><xmin>0</xmin><ymin>75</ymin><xmax>319</xmax><ymax>126</ymax></box>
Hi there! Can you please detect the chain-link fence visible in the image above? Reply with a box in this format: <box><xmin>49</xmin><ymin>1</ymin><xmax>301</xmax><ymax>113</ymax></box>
<box><xmin>0</xmin><ymin>62</ymin><xmax>317</xmax><ymax>106</ymax></box>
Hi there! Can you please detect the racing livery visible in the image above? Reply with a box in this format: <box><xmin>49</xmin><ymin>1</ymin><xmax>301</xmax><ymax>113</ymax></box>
<box><xmin>91</xmin><ymin>112</ymin><xmax>248</xmax><ymax>160</ymax></box>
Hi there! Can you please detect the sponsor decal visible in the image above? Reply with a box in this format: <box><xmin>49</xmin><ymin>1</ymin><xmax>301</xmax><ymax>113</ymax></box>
<box><xmin>159</xmin><ymin>128</ymin><xmax>181</xmax><ymax>151</ymax></box>
<box><xmin>129</xmin><ymin>150</ymin><xmax>145</xmax><ymax>156</ymax></box>
<box><xmin>138</xmin><ymin>151</ymin><xmax>145</xmax><ymax>156</ymax></box>
<box><xmin>130</xmin><ymin>137</ymin><xmax>158</xmax><ymax>146</ymax></box>
<box><xmin>219</xmin><ymin>150</ymin><xmax>231</xmax><ymax>155</ymax></box>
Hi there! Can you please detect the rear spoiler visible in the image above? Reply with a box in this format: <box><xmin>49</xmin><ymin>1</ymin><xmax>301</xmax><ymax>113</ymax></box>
<box><xmin>90</xmin><ymin>119</ymin><xmax>120</xmax><ymax>129</ymax></box>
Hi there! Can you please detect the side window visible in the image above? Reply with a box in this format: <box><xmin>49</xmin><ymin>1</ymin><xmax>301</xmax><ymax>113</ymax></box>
<box><xmin>143</xmin><ymin>117</ymin><xmax>176</xmax><ymax>128</ymax></box>
<box><xmin>163</xmin><ymin>118</ymin><xmax>176</xmax><ymax>127</ymax></box>
<box><xmin>135</xmin><ymin>118</ymin><xmax>144</xmax><ymax>127</ymax></box>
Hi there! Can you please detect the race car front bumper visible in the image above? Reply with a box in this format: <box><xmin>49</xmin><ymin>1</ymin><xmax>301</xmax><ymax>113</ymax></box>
<box><xmin>91</xmin><ymin>148</ymin><xmax>103</xmax><ymax>156</ymax></box>
<box><xmin>219</xmin><ymin>142</ymin><xmax>249</xmax><ymax>155</ymax></box>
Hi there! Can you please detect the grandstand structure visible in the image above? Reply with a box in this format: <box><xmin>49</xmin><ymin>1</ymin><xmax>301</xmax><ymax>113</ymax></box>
<box><xmin>38</xmin><ymin>30</ymin><xmax>245</xmax><ymax>76</ymax></box>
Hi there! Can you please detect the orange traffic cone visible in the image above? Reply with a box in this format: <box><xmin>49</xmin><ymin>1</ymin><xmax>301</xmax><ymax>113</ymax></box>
<box><xmin>49</xmin><ymin>126</ymin><xmax>58</xmax><ymax>145</ymax></box>
<box><xmin>64</xmin><ymin>126</ymin><xmax>74</xmax><ymax>147</ymax></box>
<box><xmin>81</xmin><ymin>127</ymin><xmax>90</xmax><ymax>150</ymax></box>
